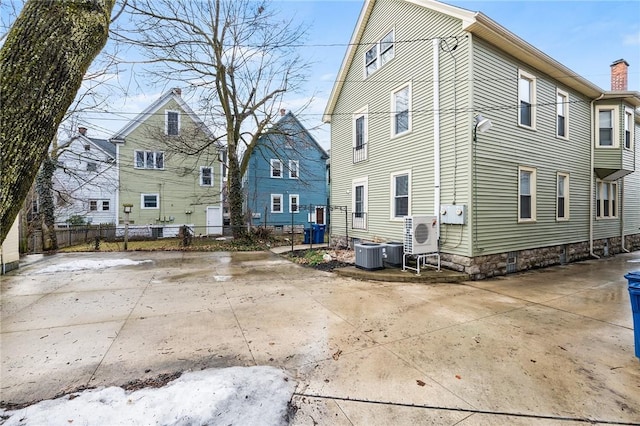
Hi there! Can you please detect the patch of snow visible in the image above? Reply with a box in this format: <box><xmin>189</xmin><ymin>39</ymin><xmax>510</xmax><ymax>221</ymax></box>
<box><xmin>33</xmin><ymin>259</ymin><xmax>153</xmax><ymax>274</ymax></box>
<box><xmin>627</xmin><ymin>259</ymin><xmax>640</xmax><ymax>263</ymax></box>
<box><xmin>0</xmin><ymin>366</ymin><xmax>296</xmax><ymax>426</ymax></box>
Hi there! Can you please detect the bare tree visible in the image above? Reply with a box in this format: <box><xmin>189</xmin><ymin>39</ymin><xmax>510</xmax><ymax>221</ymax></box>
<box><xmin>0</xmin><ymin>0</ymin><xmax>116</xmax><ymax>244</ymax></box>
<box><xmin>114</xmin><ymin>0</ymin><xmax>310</xmax><ymax>237</ymax></box>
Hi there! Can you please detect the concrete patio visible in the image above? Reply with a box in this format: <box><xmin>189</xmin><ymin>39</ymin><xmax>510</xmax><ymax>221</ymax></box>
<box><xmin>1</xmin><ymin>250</ymin><xmax>639</xmax><ymax>424</ymax></box>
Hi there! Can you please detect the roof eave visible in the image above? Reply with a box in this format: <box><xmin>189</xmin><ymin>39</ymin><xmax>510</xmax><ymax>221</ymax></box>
<box><xmin>466</xmin><ymin>14</ymin><xmax>604</xmax><ymax>98</ymax></box>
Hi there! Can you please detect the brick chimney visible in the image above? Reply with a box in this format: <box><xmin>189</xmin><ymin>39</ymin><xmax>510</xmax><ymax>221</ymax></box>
<box><xmin>610</xmin><ymin>59</ymin><xmax>629</xmax><ymax>91</ymax></box>
<box><xmin>280</xmin><ymin>108</ymin><xmax>286</xmax><ymax>116</ymax></box>
<box><xmin>78</xmin><ymin>127</ymin><xmax>87</xmax><ymax>136</ymax></box>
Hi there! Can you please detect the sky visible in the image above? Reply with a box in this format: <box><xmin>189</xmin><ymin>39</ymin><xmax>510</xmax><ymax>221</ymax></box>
<box><xmin>2</xmin><ymin>0</ymin><xmax>639</xmax><ymax>149</ymax></box>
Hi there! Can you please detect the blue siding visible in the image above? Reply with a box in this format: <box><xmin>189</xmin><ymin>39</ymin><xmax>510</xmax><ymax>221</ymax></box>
<box><xmin>244</xmin><ymin>113</ymin><xmax>328</xmax><ymax>226</ymax></box>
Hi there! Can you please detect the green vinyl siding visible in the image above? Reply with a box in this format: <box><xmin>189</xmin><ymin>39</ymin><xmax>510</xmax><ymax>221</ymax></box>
<box><xmin>623</xmin><ymin>120</ymin><xmax>640</xmax><ymax>235</ymax></box>
<box><xmin>330</xmin><ymin>0</ymin><xmax>473</xmax><ymax>253</ymax></box>
<box><xmin>118</xmin><ymin>97</ymin><xmax>220</xmax><ymax>227</ymax></box>
<box><xmin>471</xmin><ymin>38</ymin><xmax>593</xmax><ymax>255</ymax></box>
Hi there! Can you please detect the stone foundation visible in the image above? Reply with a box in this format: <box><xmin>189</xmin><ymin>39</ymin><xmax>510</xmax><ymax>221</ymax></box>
<box><xmin>333</xmin><ymin>233</ymin><xmax>640</xmax><ymax>280</ymax></box>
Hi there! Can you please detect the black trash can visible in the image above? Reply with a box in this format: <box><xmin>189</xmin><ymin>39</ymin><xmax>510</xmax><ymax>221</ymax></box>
<box><xmin>624</xmin><ymin>270</ymin><xmax>640</xmax><ymax>359</ymax></box>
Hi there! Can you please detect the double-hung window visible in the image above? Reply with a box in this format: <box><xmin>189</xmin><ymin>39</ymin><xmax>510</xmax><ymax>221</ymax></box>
<box><xmin>556</xmin><ymin>89</ymin><xmax>569</xmax><ymax>138</ymax></box>
<box><xmin>391</xmin><ymin>171</ymin><xmax>410</xmax><ymax>219</ymax></box>
<box><xmin>392</xmin><ymin>83</ymin><xmax>411</xmax><ymax>136</ymax></box>
<box><xmin>102</xmin><ymin>201</ymin><xmax>110</xmax><ymax>211</ymax></box>
<box><xmin>352</xmin><ymin>178</ymin><xmax>367</xmax><ymax>229</ymax></box>
<box><xmin>364</xmin><ymin>29</ymin><xmax>394</xmax><ymax>77</ymax></box>
<box><xmin>200</xmin><ymin>166</ymin><xmax>213</xmax><ymax>186</ymax></box>
<box><xmin>289</xmin><ymin>160</ymin><xmax>299</xmax><ymax>179</ymax></box>
<box><xmin>557</xmin><ymin>173</ymin><xmax>569</xmax><ymax>220</ymax></box>
<box><xmin>518</xmin><ymin>166</ymin><xmax>536</xmax><ymax>222</ymax></box>
<box><xmin>518</xmin><ymin>70</ymin><xmax>536</xmax><ymax>128</ymax></box>
<box><xmin>625</xmin><ymin>108</ymin><xmax>634</xmax><ymax>150</ymax></box>
<box><xmin>271</xmin><ymin>194</ymin><xmax>283</xmax><ymax>213</ymax></box>
<box><xmin>270</xmin><ymin>159</ymin><xmax>282</xmax><ymax>178</ymax></box>
<box><xmin>89</xmin><ymin>200</ymin><xmax>98</xmax><ymax>211</ymax></box>
<box><xmin>141</xmin><ymin>194</ymin><xmax>159</xmax><ymax>209</ymax></box>
<box><xmin>166</xmin><ymin>110</ymin><xmax>180</xmax><ymax>136</ymax></box>
<box><xmin>596</xmin><ymin>181</ymin><xmax>617</xmax><ymax>218</ymax></box>
<box><xmin>135</xmin><ymin>150</ymin><xmax>164</xmax><ymax>169</ymax></box>
<box><xmin>596</xmin><ymin>105</ymin><xmax>619</xmax><ymax>148</ymax></box>
<box><xmin>353</xmin><ymin>107</ymin><xmax>368</xmax><ymax>163</ymax></box>
<box><xmin>289</xmin><ymin>194</ymin><xmax>299</xmax><ymax>213</ymax></box>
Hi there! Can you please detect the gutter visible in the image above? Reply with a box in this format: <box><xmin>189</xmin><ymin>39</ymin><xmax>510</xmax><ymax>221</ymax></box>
<box><xmin>589</xmin><ymin>93</ymin><xmax>604</xmax><ymax>259</ymax></box>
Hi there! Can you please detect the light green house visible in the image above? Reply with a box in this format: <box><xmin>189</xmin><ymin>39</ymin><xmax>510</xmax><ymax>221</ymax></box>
<box><xmin>111</xmin><ymin>89</ymin><xmax>224</xmax><ymax>237</ymax></box>
<box><xmin>324</xmin><ymin>0</ymin><xmax>640</xmax><ymax>278</ymax></box>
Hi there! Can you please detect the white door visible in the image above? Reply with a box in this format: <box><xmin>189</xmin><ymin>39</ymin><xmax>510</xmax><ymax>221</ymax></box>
<box><xmin>206</xmin><ymin>206</ymin><xmax>223</xmax><ymax>235</ymax></box>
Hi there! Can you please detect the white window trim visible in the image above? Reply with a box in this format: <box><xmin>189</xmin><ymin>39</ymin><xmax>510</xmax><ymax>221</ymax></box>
<box><xmin>352</xmin><ymin>177</ymin><xmax>368</xmax><ymax>229</ymax></box>
<box><xmin>165</xmin><ymin>110</ymin><xmax>181</xmax><ymax>136</ymax></box>
<box><xmin>141</xmin><ymin>193</ymin><xmax>160</xmax><ymax>210</ymax></box>
<box><xmin>134</xmin><ymin>150</ymin><xmax>165</xmax><ymax>170</ymax></box>
<box><xmin>200</xmin><ymin>166</ymin><xmax>214</xmax><ymax>186</ymax></box>
<box><xmin>353</xmin><ymin>106</ymin><xmax>368</xmax><ymax>161</ymax></box>
<box><xmin>518</xmin><ymin>69</ymin><xmax>537</xmax><ymax>130</ymax></box>
<box><xmin>271</xmin><ymin>193</ymin><xmax>283</xmax><ymax>213</ymax></box>
<box><xmin>624</xmin><ymin>107</ymin><xmax>634</xmax><ymax>150</ymax></box>
<box><xmin>556</xmin><ymin>88</ymin><xmax>569</xmax><ymax>140</ymax></box>
<box><xmin>556</xmin><ymin>172</ymin><xmax>570</xmax><ymax>221</ymax></box>
<box><xmin>596</xmin><ymin>180</ymin><xmax>618</xmax><ymax>219</ymax></box>
<box><xmin>595</xmin><ymin>105</ymin><xmax>619</xmax><ymax>148</ymax></box>
<box><xmin>390</xmin><ymin>81</ymin><xmax>412</xmax><ymax>138</ymax></box>
<box><xmin>390</xmin><ymin>170</ymin><xmax>411</xmax><ymax>221</ymax></box>
<box><xmin>270</xmin><ymin>159</ymin><xmax>282</xmax><ymax>178</ymax></box>
<box><xmin>364</xmin><ymin>28</ymin><xmax>395</xmax><ymax>78</ymax></box>
<box><xmin>288</xmin><ymin>160</ymin><xmax>299</xmax><ymax>179</ymax></box>
<box><xmin>518</xmin><ymin>166</ymin><xmax>537</xmax><ymax>223</ymax></box>
<box><xmin>289</xmin><ymin>194</ymin><xmax>299</xmax><ymax>213</ymax></box>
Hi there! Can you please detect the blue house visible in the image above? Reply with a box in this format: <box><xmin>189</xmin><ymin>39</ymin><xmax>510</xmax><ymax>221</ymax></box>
<box><xmin>244</xmin><ymin>110</ymin><xmax>329</xmax><ymax>229</ymax></box>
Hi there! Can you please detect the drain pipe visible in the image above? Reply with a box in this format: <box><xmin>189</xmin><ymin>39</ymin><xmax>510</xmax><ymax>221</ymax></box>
<box><xmin>589</xmin><ymin>94</ymin><xmax>604</xmax><ymax>259</ymax></box>
<box><xmin>433</xmin><ymin>39</ymin><xmax>441</xmax><ymax>239</ymax></box>
<box><xmin>621</xmin><ymin>179</ymin><xmax>630</xmax><ymax>253</ymax></box>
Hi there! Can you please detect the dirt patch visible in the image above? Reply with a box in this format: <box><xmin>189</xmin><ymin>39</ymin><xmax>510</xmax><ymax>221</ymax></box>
<box><xmin>286</xmin><ymin>249</ymin><xmax>354</xmax><ymax>272</ymax></box>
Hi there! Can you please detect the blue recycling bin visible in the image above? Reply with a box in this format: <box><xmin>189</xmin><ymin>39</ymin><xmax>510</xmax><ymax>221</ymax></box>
<box><xmin>313</xmin><ymin>224</ymin><xmax>326</xmax><ymax>244</ymax></box>
<box><xmin>624</xmin><ymin>270</ymin><xmax>640</xmax><ymax>359</ymax></box>
<box><xmin>303</xmin><ymin>228</ymin><xmax>311</xmax><ymax>244</ymax></box>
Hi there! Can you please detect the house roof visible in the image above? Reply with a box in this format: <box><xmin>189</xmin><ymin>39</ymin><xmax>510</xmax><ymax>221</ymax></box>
<box><xmin>110</xmin><ymin>88</ymin><xmax>218</xmax><ymax>143</ymax></box>
<box><xmin>323</xmin><ymin>0</ymin><xmax>639</xmax><ymax>122</ymax></box>
<box><xmin>85</xmin><ymin>136</ymin><xmax>116</xmax><ymax>159</ymax></box>
<box><xmin>265</xmin><ymin>112</ymin><xmax>329</xmax><ymax>159</ymax></box>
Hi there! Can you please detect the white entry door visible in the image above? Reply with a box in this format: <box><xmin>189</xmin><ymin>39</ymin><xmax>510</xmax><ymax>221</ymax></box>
<box><xmin>206</xmin><ymin>206</ymin><xmax>223</xmax><ymax>235</ymax></box>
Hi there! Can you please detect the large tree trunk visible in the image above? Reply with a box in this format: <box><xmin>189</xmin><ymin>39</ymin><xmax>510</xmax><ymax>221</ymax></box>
<box><xmin>36</xmin><ymin>157</ymin><xmax>58</xmax><ymax>250</ymax></box>
<box><xmin>227</xmin><ymin>145</ymin><xmax>245</xmax><ymax>239</ymax></box>
<box><xmin>0</xmin><ymin>0</ymin><xmax>115</xmax><ymax>244</ymax></box>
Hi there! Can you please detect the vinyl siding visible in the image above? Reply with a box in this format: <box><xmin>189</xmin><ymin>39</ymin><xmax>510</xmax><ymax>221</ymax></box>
<box><xmin>622</xmin><ymin>119</ymin><xmax>639</xmax><ymax>236</ymax></box>
<box><xmin>471</xmin><ymin>38</ymin><xmax>593</xmax><ymax>255</ymax></box>
<box><xmin>330</xmin><ymin>0</ymin><xmax>472</xmax><ymax>251</ymax></box>
<box><xmin>118</xmin><ymin>97</ymin><xmax>220</xmax><ymax>227</ymax></box>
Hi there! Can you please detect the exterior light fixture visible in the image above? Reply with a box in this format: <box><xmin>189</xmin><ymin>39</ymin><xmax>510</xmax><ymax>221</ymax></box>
<box><xmin>123</xmin><ymin>204</ymin><xmax>133</xmax><ymax>214</ymax></box>
<box><xmin>475</xmin><ymin>114</ymin><xmax>493</xmax><ymax>134</ymax></box>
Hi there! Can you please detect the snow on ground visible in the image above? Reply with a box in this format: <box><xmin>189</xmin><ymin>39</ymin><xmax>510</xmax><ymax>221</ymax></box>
<box><xmin>0</xmin><ymin>367</ymin><xmax>296</xmax><ymax>426</ymax></box>
<box><xmin>34</xmin><ymin>259</ymin><xmax>153</xmax><ymax>274</ymax></box>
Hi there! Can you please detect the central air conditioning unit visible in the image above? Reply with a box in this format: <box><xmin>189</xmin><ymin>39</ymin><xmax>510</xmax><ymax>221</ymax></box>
<box><xmin>404</xmin><ymin>216</ymin><xmax>438</xmax><ymax>255</ymax></box>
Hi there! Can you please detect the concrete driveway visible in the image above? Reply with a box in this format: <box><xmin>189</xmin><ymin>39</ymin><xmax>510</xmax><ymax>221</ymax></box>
<box><xmin>1</xmin><ymin>250</ymin><xmax>639</xmax><ymax>425</ymax></box>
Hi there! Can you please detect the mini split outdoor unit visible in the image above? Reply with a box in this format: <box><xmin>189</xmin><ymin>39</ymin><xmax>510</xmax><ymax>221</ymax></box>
<box><xmin>403</xmin><ymin>216</ymin><xmax>438</xmax><ymax>255</ymax></box>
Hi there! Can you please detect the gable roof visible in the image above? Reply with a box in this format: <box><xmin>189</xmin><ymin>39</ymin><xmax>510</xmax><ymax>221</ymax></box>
<box><xmin>110</xmin><ymin>88</ymin><xmax>217</xmax><ymax>143</ymax></box>
<box><xmin>262</xmin><ymin>112</ymin><xmax>329</xmax><ymax>159</ymax></box>
<box><xmin>323</xmin><ymin>0</ymin><xmax>615</xmax><ymax>122</ymax></box>
<box><xmin>84</xmin><ymin>136</ymin><xmax>116</xmax><ymax>159</ymax></box>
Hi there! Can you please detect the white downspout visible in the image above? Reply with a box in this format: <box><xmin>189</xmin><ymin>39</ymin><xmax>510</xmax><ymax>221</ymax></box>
<box><xmin>590</xmin><ymin>94</ymin><xmax>604</xmax><ymax>259</ymax></box>
<box><xmin>115</xmin><ymin>144</ymin><xmax>120</xmax><ymax>226</ymax></box>
<box><xmin>433</xmin><ymin>39</ymin><xmax>441</xmax><ymax>239</ymax></box>
<box><xmin>621</xmin><ymin>179</ymin><xmax>630</xmax><ymax>252</ymax></box>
